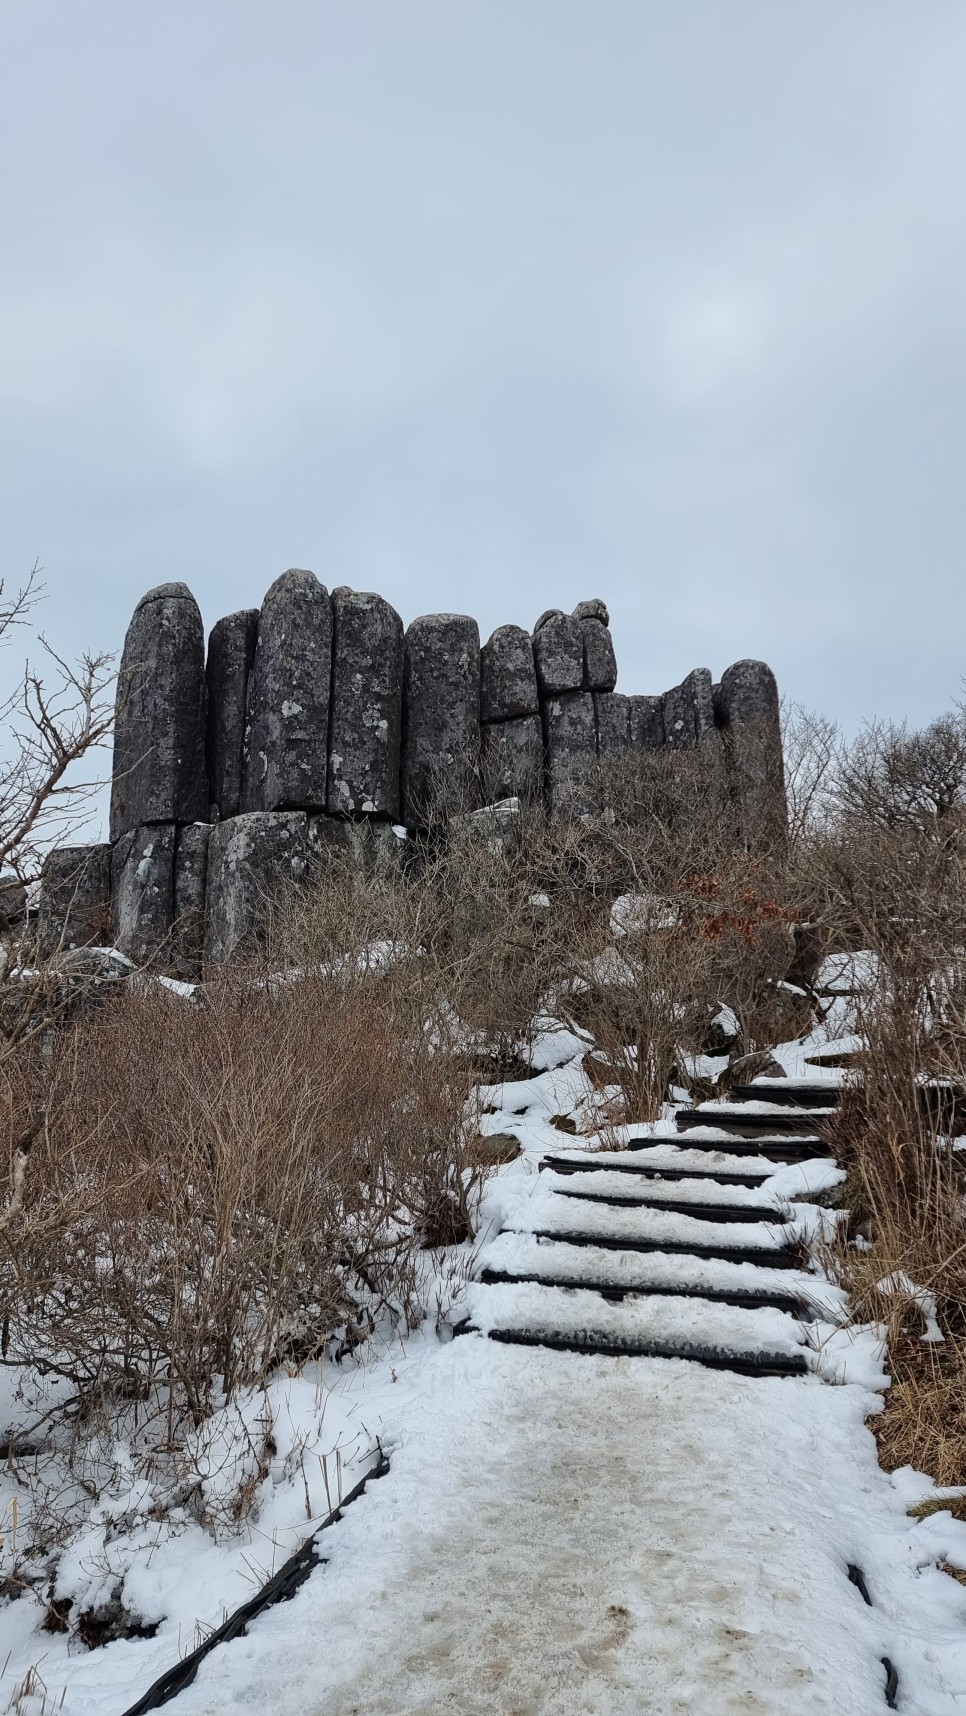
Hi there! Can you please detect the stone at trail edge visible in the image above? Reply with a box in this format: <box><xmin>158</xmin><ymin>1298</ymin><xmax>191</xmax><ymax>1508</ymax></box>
<box><xmin>242</xmin><ymin>570</ymin><xmax>332</xmax><ymax>814</ymax></box>
<box><xmin>480</xmin><ymin>625</ymin><xmax>539</xmax><ymax>722</ymax></box>
<box><xmin>110</xmin><ymin>583</ymin><xmax>208</xmax><ymax>842</ymax></box>
<box><xmin>326</xmin><ymin>588</ymin><xmax>404</xmax><ymax>820</ymax></box>
<box><xmin>205</xmin><ymin>609</ymin><xmax>259</xmax><ymax>822</ymax></box>
<box><xmin>204</xmin><ymin>810</ymin><xmax>308</xmax><ymax>965</ymax></box>
<box><xmin>401</xmin><ymin>613</ymin><xmax>481</xmax><ymax>824</ymax></box>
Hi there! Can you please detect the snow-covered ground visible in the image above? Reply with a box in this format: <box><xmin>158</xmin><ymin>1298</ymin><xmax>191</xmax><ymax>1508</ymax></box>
<box><xmin>2</xmin><ymin>1024</ymin><xmax>966</xmax><ymax>1713</ymax></box>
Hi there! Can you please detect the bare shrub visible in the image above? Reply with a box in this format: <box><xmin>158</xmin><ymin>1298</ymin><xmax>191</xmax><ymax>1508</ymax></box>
<box><xmin>0</xmin><ymin>969</ymin><xmax>473</xmax><ymax>1433</ymax></box>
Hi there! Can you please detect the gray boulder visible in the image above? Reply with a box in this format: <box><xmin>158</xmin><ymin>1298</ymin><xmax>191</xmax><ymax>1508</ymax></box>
<box><xmin>37</xmin><ymin>845</ymin><xmax>113</xmax><ymax>957</ymax></box>
<box><xmin>205</xmin><ymin>609</ymin><xmax>259</xmax><ymax>821</ymax></box>
<box><xmin>173</xmin><ymin>823</ymin><xmax>211</xmax><ymax>980</ymax></box>
<box><xmin>572</xmin><ymin>598</ymin><xmax>609</xmax><ymax>625</ymax></box>
<box><xmin>542</xmin><ymin>691</ymin><xmax>597</xmax><ymax>812</ymax></box>
<box><xmin>242</xmin><ymin>571</ymin><xmax>332</xmax><ymax>813</ymax></box>
<box><xmin>0</xmin><ymin>874</ymin><xmax>27</xmax><ymax>932</ymax></box>
<box><xmin>629</xmin><ymin>694</ymin><xmax>665</xmax><ymax>750</ymax></box>
<box><xmin>111</xmin><ymin>824</ymin><xmax>176</xmax><ymax>968</ymax></box>
<box><xmin>480</xmin><ymin>625</ymin><xmax>539</xmax><ymax>721</ymax></box>
<box><xmin>662</xmin><ymin>668</ymin><xmax>717</xmax><ymax>749</ymax></box>
<box><xmin>110</xmin><ymin>583</ymin><xmax>208</xmax><ymax>841</ymax></box>
<box><xmin>533</xmin><ymin>611</ymin><xmax>584</xmax><ymax>698</ymax></box>
<box><xmin>326</xmin><ymin>588</ymin><xmax>403</xmax><ymax>820</ymax></box>
<box><xmin>204</xmin><ymin>811</ymin><xmax>308</xmax><ymax>965</ymax></box>
<box><xmin>480</xmin><ymin>715</ymin><xmax>544</xmax><ymax>803</ymax></box>
<box><xmin>595</xmin><ymin>692</ymin><xmax>630</xmax><ymax>758</ymax></box>
<box><xmin>716</xmin><ymin>659</ymin><xmax>787</xmax><ymax>847</ymax></box>
<box><xmin>579</xmin><ymin>614</ymin><xmax>618</xmax><ymax>693</ymax></box>
<box><xmin>401</xmin><ymin>614</ymin><xmax>481</xmax><ymax>824</ymax></box>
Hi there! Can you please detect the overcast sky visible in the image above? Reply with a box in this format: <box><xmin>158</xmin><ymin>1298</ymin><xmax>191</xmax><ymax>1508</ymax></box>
<box><xmin>2</xmin><ymin>1</ymin><xmax>965</xmax><ymax>735</ymax></box>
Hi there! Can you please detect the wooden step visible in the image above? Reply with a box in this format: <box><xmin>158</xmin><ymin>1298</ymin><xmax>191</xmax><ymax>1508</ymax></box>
<box><xmin>478</xmin><ymin>1265</ymin><xmax>824</xmax><ymax>1318</ymax></box>
<box><xmin>551</xmin><ymin>1187</ymin><xmax>792</xmax><ymax>1225</ymax></box>
<box><xmin>650</xmin><ymin>1130</ymin><xmax>831</xmax><ymax>1161</ymax></box>
<box><xmin>676</xmin><ymin>1109</ymin><xmax>830</xmax><ymax>1138</ymax></box>
<box><xmin>483</xmin><ymin>1326</ymin><xmax>810</xmax><ymax>1377</ymax></box>
<box><xmin>523</xmin><ymin>1226</ymin><xmax>805</xmax><ymax>1268</ymax></box>
<box><xmin>727</xmin><ymin>1083</ymin><xmax>841</xmax><ymax>1109</ymax></box>
<box><xmin>542</xmin><ymin>1156</ymin><xmax>774</xmax><ymax>1188</ymax></box>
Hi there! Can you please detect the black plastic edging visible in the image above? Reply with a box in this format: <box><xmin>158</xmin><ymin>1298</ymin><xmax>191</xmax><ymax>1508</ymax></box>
<box><xmin>477</xmin><ymin>1266</ymin><xmax>822</xmax><ymax>1318</ymax></box>
<box><xmin>484</xmin><ymin>1326</ymin><xmax>810</xmax><ymax>1376</ymax></box>
<box><xmin>552</xmin><ymin>1187</ymin><xmax>792</xmax><ymax>1224</ymax></box>
<box><xmin>542</xmin><ymin>1158</ymin><xmax>773</xmax><ymax>1187</ymax></box>
<box><xmin>118</xmin><ymin>1451</ymin><xmax>390</xmax><ymax>1715</ymax></box>
<box><xmin>524</xmin><ymin>1226</ymin><xmax>806</xmax><ymax>1269</ymax></box>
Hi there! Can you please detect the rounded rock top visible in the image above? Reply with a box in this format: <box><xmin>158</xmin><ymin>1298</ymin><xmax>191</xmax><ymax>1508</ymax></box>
<box><xmin>572</xmin><ymin>598</ymin><xmax>610</xmax><ymax>626</ymax></box>
<box><xmin>134</xmin><ymin>582</ymin><xmax>200</xmax><ymax>611</ymax></box>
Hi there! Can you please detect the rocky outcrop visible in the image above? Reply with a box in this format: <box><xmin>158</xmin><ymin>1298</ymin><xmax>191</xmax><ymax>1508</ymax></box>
<box><xmin>480</xmin><ymin>626</ymin><xmax>539</xmax><ymax>722</ymax></box>
<box><xmin>110</xmin><ymin>584</ymin><xmax>207</xmax><ymax>841</ymax></box>
<box><xmin>37</xmin><ymin>845</ymin><xmax>112</xmax><ymax>957</ymax></box>
<box><xmin>401</xmin><ymin>614</ymin><xmax>481</xmax><ymax>824</ymax></box>
<box><xmin>326</xmin><ymin>588</ymin><xmax>403</xmax><ymax>820</ymax></box>
<box><xmin>111</xmin><ymin>824</ymin><xmax>176</xmax><ymax>967</ymax></box>
<box><xmin>204</xmin><ymin>811</ymin><xmax>308</xmax><ymax>965</ymax></box>
<box><xmin>629</xmin><ymin>694</ymin><xmax>664</xmax><ymax>750</ymax></box>
<box><xmin>533</xmin><ymin>611</ymin><xmax>584</xmax><ymax>698</ymax></box>
<box><xmin>716</xmin><ymin>659</ymin><xmax>786</xmax><ymax>847</ymax></box>
<box><xmin>662</xmin><ymin>668</ymin><xmax>717</xmax><ymax>749</ymax></box>
<box><xmin>205</xmin><ymin>609</ymin><xmax>259</xmax><ymax>822</ymax></box>
<box><xmin>173</xmin><ymin>822</ymin><xmax>211</xmax><ymax>979</ymax></box>
<box><xmin>543</xmin><ymin>692</ymin><xmax>597</xmax><ymax>812</ymax></box>
<box><xmin>481</xmin><ymin>715</ymin><xmax>544</xmax><ymax>803</ymax></box>
<box><xmin>242</xmin><ymin>571</ymin><xmax>332</xmax><ymax>813</ymax></box>
<box><xmin>576</xmin><ymin>600</ymin><xmax>618</xmax><ymax>693</ymax></box>
<box><xmin>595</xmin><ymin>692</ymin><xmax>630</xmax><ymax>758</ymax></box>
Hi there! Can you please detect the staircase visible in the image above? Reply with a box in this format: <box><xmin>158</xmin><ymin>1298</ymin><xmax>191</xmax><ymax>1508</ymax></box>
<box><xmin>464</xmin><ymin>1078</ymin><xmax>845</xmax><ymax>1380</ymax></box>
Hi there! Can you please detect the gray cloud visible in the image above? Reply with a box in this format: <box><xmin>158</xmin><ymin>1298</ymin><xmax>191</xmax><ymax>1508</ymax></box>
<box><xmin>2</xmin><ymin>0</ymin><xmax>965</xmax><ymax>742</ymax></box>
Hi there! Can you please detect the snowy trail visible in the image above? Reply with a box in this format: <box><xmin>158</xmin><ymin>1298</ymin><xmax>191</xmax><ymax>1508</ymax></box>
<box><xmin>171</xmin><ymin>1339</ymin><xmax>922</xmax><ymax>1716</ymax></box>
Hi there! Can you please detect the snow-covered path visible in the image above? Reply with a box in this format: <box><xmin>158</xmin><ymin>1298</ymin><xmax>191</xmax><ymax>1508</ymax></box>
<box><xmin>171</xmin><ymin>1337</ymin><xmax>935</xmax><ymax>1716</ymax></box>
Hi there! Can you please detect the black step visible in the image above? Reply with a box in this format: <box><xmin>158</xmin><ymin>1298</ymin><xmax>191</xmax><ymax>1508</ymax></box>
<box><xmin>542</xmin><ymin>1156</ymin><xmax>773</xmax><ymax>1188</ymax></box>
<box><xmin>478</xmin><ymin>1266</ymin><xmax>823</xmax><ymax>1318</ymax></box>
<box><xmin>676</xmin><ymin>1110</ymin><xmax>830</xmax><ymax>1138</ymax></box>
<box><xmin>632</xmin><ymin>1131</ymin><xmax>831</xmax><ymax>1163</ymax></box>
<box><xmin>728</xmin><ymin>1084</ymin><xmax>840</xmax><ymax>1109</ymax></box>
<box><xmin>483</xmin><ymin>1326</ymin><xmax>810</xmax><ymax>1377</ymax></box>
<box><xmin>551</xmin><ymin>1187</ymin><xmax>791</xmax><ymax>1224</ymax></box>
<box><xmin>524</xmin><ymin>1226</ymin><xmax>805</xmax><ymax>1269</ymax></box>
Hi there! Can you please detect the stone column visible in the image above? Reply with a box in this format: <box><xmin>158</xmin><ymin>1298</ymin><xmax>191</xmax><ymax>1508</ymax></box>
<box><xmin>110</xmin><ymin>584</ymin><xmax>208</xmax><ymax>842</ymax></box>
<box><xmin>629</xmin><ymin>695</ymin><xmax>665</xmax><ymax>750</ymax></box>
<box><xmin>204</xmin><ymin>810</ymin><xmax>308</xmax><ymax>965</ymax></box>
<box><xmin>326</xmin><ymin>588</ymin><xmax>403</xmax><ymax>820</ymax></box>
<box><xmin>37</xmin><ymin>845</ymin><xmax>112</xmax><ymax>957</ymax></box>
<box><xmin>401</xmin><ymin>614</ymin><xmax>481</xmax><ymax>825</ymax></box>
<box><xmin>111</xmin><ymin>824</ymin><xmax>177</xmax><ymax>968</ymax></box>
<box><xmin>242</xmin><ymin>570</ymin><xmax>332</xmax><ymax>813</ymax></box>
<box><xmin>205</xmin><ymin>609</ymin><xmax>259</xmax><ymax>822</ymax></box>
<box><xmin>716</xmin><ymin>659</ymin><xmax>787</xmax><ymax>848</ymax></box>
<box><xmin>480</xmin><ymin>624</ymin><xmax>543</xmax><ymax>804</ymax></box>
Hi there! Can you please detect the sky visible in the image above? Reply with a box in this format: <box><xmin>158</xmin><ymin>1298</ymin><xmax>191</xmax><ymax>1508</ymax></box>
<box><xmin>2</xmin><ymin>0</ymin><xmax>965</xmax><ymax>735</ymax></box>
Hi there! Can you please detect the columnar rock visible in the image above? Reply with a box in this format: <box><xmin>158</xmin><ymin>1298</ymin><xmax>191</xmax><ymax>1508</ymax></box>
<box><xmin>172</xmin><ymin>822</ymin><xmax>211</xmax><ymax>980</ymax></box>
<box><xmin>242</xmin><ymin>570</ymin><xmax>332</xmax><ymax>814</ymax></box>
<box><xmin>480</xmin><ymin>625</ymin><xmax>539</xmax><ymax>722</ymax></box>
<box><xmin>326</xmin><ymin>588</ymin><xmax>403</xmax><ymax>820</ymax></box>
<box><xmin>401</xmin><ymin>614</ymin><xmax>481</xmax><ymax>824</ymax></box>
<box><xmin>574</xmin><ymin>600</ymin><xmax>618</xmax><ymax>693</ymax></box>
<box><xmin>629</xmin><ymin>694</ymin><xmax>665</xmax><ymax>750</ymax></box>
<box><xmin>205</xmin><ymin>609</ymin><xmax>259</xmax><ymax>822</ymax></box>
<box><xmin>111</xmin><ymin>824</ymin><xmax>177</xmax><ymax>967</ymax></box>
<box><xmin>716</xmin><ymin>659</ymin><xmax>787</xmax><ymax>847</ymax></box>
<box><xmin>594</xmin><ymin>692</ymin><xmax>631</xmax><ymax>758</ymax></box>
<box><xmin>542</xmin><ymin>692</ymin><xmax>597</xmax><ymax>812</ymax></box>
<box><xmin>110</xmin><ymin>584</ymin><xmax>208</xmax><ymax>841</ymax></box>
<box><xmin>532</xmin><ymin>611</ymin><xmax>584</xmax><ymax>698</ymax></box>
<box><xmin>480</xmin><ymin>715</ymin><xmax>544</xmax><ymax>803</ymax></box>
<box><xmin>37</xmin><ymin>844</ymin><xmax>112</xmax><ymax>957</ymax></box>
<box><xmin>204</xmin><ymin>811</ymin><xmax>308</xmax><ymax>965</ymax></box>
<box><xmin>662</xmin><ymin>668</ymin><xmax>717</xmax><ymax>749</ymax></box>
